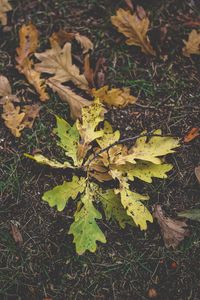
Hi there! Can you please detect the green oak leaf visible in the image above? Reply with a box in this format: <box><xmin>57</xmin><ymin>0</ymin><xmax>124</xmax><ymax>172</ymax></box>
<box><xmin>42</xmin><ymin>176</ymin><xmax>86</xmax><ymax>211</ymax></box>
<box><xmin>69</xmin><ymin>185</ymin><xmax>106</xmax><ymax>254</ymax></box>
<box><xmin>54</xmin><ymin>116</ymin><xmax>80</xmax><ymax>166</ymax></box>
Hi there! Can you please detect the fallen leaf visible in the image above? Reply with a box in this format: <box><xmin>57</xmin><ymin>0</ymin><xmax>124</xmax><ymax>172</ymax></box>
<box><xmin>51</xmin><ymin>30</ymin><xmax>93</xmax><ymax>54</ymax></box>
<box><xmin>0</xmin><ymin>74</ymin><xmax>11</xmax><ymax>96</ymax></box>
<box><xmin>178</xmin><ymin>209</ymin><xmax>200</xmax><ymax>222</ymax></box>
<box><xmin>153</xmin><ymin>204</ymin><xmax>189</xmax><ymax>249</ymax></box>
<box><xmin>83</xmin><ymin>54</ymin><xmax>95</xmax><ymax>88</ymax></box>
<box><xmin>184</xmin><ymin>127</ymin><xmax>199</xmax><ymax>142</ymax></box>
<box><xmin>35</xmin><ymin>41</ymin><xmax>89</xmax><ymax>90</ymax></box>
<box><xmin>22</xmin><ymin>104</ymin><xmax>40</xmax><ymax>128</ymax></box>
<box><xmin>183</xmin><ymin>30</ymin><xmax>200</xmax><ymax>57</ymax></box>
<box><xmin>0</xmin><ymin>0</ymin><xmax>12</xmax><ymax>25</ymax></box>
<box><xmin>111</xmin><ymin>8</ymin><xmax>155</xmax><ymax>55</ymax></box>
<box><xmin>195</xmin><ymin>166</ymin><xmax>200</xmax><ymax>183</ymax></box>
<box><xmin>92</xmin><ymin>85</ymin><xmax>137</xmax><ymax>107</ymax></box>
<box><xmin>136</xmin><ymin>5</ymin><xmax>146</xmax><ymax>20</ymax></box>
<box><xmin>124</xmin><ymin>0</ymin><xmax>134</xmax><ymax>11</ymax></box>
<box><xmin>47</xmin><ymin>79</ymin><xmax>91</xmax><ymax>120</ymax></box>
<box><xmin>11</xmin><ymin>223</ymin><xmax>23</xmax><ymax>244</ymax></box>
<box><xmin>16</xmin><ymin>23</ymin><xmax>39</xmax><ymax>66</ymax></box>
<box><xmin>16</xmin><ymin>24</ymin><xmax>49</xmax><ymax>101</ymax></box>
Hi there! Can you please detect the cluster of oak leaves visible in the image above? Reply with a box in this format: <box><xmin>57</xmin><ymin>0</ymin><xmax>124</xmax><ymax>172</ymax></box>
<box><xmin>1</xmin><ymin>1</ymin><xmax>199</xmax><ymax>254</ymax></box>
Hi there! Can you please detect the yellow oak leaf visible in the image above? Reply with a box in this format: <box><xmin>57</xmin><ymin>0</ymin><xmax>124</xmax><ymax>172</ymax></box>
<box><xmin>47</xmin><ymin>79</ymin><xmax>91</xmax><ymax>120</ymax></box>
<box><xmin>183</xmin><ymin>30</ymin><xmax>200</xmax><ymax>57</ymax></box>
<box><xmin>24</xmin><ymin>154</ymin><xmax>73</xmax><ymax>169</ymax></box>
<box><xmin>35</xmin><ymin>41</ymin><xmax>89</xmax><ymax>91</ymax></box>
<box><xmin>92</xmin><ymin>85</ymin><xmax>137</xmax><ymax>107</ymax></box>
<box><xmin>111</xmin><ymin>8</ymin><xmax>155</xmax><ymax>55</ymax></box>
<box><xmin>97</xmin><ymin>121</ymin><xmax>120</xmax><ymax>149</ymax></box>
<box><xmin>0</xmin><ymin>0</ymin><xmax>12</xmax><ymax>25</ymax></box>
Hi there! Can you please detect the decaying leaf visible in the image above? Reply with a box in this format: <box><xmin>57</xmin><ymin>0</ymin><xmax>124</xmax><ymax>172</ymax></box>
<box><xmin>178</xmin><ymin>209</ymin><xmax>200</xmax><ymax>222</ymax></box>
<box><xmin>0</xmin><ymin>74</ymin><xmax>11</xmax><ymax>97</ymax></box>
<box><xmin>83</xmin><ymin>54</ymin><xmax>95</xmax><ymax>87</ymax></box>
<box><xmin>184</xmin><ymin>127</ymin><xmax>199</xmax><ymax>143</ymax></box>
<box><xmin>69</xmin><ymin>184</ymin><xmax>106</xmax><ymax>254</ymax></box>
<box><xmin>25</xmin><ymin>153</ymin><xmax>73</xmax><ymax>169</ymax></box>
<box><xmin>11</xmin><ymin>223</ymin><xmax>23</xmax><ymax>244</ymax></box>
<box><xmin>153</xmin><ymin>204</ymin><xmax>189</xmax><ymax>249</ymax></box>
<box><xmin>111</xmin><ymin>8</ymin><xmax>155</xmax><ymax>55</ymax></box>
<box><xmin>0</xmin><ymin>0</ymin><xmax>12</xmax><ymax>25</ymax></box>
<box><xmin>35</xmin><ymin>41</ymin><xmax>89</xmax><ymax>90</ymax></box>
<box><xmin>195</xmin><ymin>165</ymin><xmax>200</xmax><ymax>184</ymax></box>
<box><xmin>16</xmin><ymin>24</ymin><xmax>49</xmax><ymax>101</ymax></box>
<box><xmin>92</xmin><ymin>85</ymin><xmax>137</xmax><ymax>107</ymax></box>
<box><xmin>183</xmin><ymin>30</ymin><xmax>200</xmax><ymax>57</ymax></box>
<box><xmin>47</xmin><ymin>79</ymin><xmax>91</xmax><ymax>120</ymax></box>
<box><xmin>51</xmin><ymin>30</ymin><xmax>93</xmax><ymax>53</ymax></box>
<box><xmin>21</xmin><ymin>104</ymin><xmax>40</xmax><ymax>128</ymax></box>
<box><xmin>43</xmin><ymin>176</ymin><xmax>86</xmax><ymax>211</ymax></box>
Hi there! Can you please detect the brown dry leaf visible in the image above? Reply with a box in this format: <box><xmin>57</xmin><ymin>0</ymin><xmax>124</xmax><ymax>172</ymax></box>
<box><xmin>124</xmin><ymin>0</ymin><xmax>134</xmax><ymax>11</ymax></box>
<box><xmin>92</xmin><ymin>85</ymin><xmax>137</xmax><ymax>107</ymax></box>
<box><xmin>83</xmin><ymin>54</ymin><xmax>95</xmax><ymax>88</ymax></box>
<box><xmin>183</xmin><ymin>30</ymin><xmax>200</xmax><ymax>57</ymax></box>
<box><xmin>16</xmin><ymin>24</ymin><xmax>49</xmax><ymax>101</ymax></box>
<box><xmin>0</xmin><ymin>0</ymin><xmax>12</xmax><ymax>25</ymax></box>
<box><xmin>16</xmin><ymin>23</ymin><xmax>39</xmax><ymax>66</ymax></box>
<box><xmin>51</xmin><ymin>30</ymin><xmax>93</xmax><ymax>54</ymax></box>
<box><xmin>195</xmin><ymin>166</ymin><xmax>200</xmax><ymax>184</ymax></box>
<box><xmin>35</xmin><ymin>41</ymin><xmax>89</xmax><ymax>91</ymax></box>
<box><xmin>0</xmin><ymin>75</ymin><xmax>20</xmax><ymax>104</ymax></box>
<box><xmin>153</xmin><ymin>204</ymin><xmax>189</xmax><ymax>249</ymax></box>
<box><xmin>111</xmin><ymin>8</ymin><xmax>155</xmax><ymax>56</ymax></box>
<box><xmin>47</xmin><ymin>79</ymin><xmax>91</xmax><ymax>120</ymax></box>
<box><xmin>2</xmin><ymin>97</ymin><xmax>40</xmax><ymax>137</ymax></box>
<box><xmin>11</xmin><ymin>223</ymin><xmax>23</xmax><ymax>244</ymax></box>
<box><xmin>184</xmin><ymin>127</ymin><xmax>199</xmax><ymax>143</ymax></box>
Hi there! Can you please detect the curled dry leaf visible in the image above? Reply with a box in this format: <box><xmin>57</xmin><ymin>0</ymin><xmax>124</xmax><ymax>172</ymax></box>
<box><xmin>153</xmin><ymin>204</ymin><xmax>189</xmax><ymax>249</ymax></box>
<box><xmin>16</xmin><ymin>24</ymin><xmax>49</xmax><ymax>101</ymax></box>
<box><xmin>92</xmin><ymin>85</ymin><xmax>137</xmax><ymax>107</ymax></box>
<box><xmin>111</xmin><ymin>8</ymin><xmax>155</xmax><ymax>56</ymax></box>
<box><xmin>0</xmin><ymin>0</ymin><xmax>12</xmax><ymax>25</ymax></box>
<box><xmin>183</xmin><ymin>30</ymin><xmax>200</xmax><ymax>57</ymax></box>
<box><xmin>11</xmin><ymin>223</ymin><xmax>23</xmax><ymax>244</ymax></box>
<box><xmin>35</xmin><ymin>41</ymin><xmax>88</xmax><ymax>91</ymax></box>
<box><xmin>51</xmin><ymin>30</ymin><xmax>93</xmax><ymax>54</ymax></box>
<box><xmin>47</xmin><ymin>79</ymin><xmax>91</xmax><ymax>120</ymax></box>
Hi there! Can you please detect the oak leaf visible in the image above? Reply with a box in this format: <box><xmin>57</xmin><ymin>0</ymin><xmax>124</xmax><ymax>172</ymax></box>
<box><xmin>0</xmin><ymin>75</ymin><xmax>19</xmax><ymax>104</ymax></box>
<box><xmin>69</xmin><ymin>184</ymin><xmax>106</xmax><ymax>254</ymax></box>
<box><xmin>43</xmin><ymin>176</ymin><xmax>86</xmax><ymax>211</ymax></box>
<box><xmin>111</xmin><ymin>8</ymin><xmax>155</xmax><ymax>55</ymax></box>
<box><xmin>183</xmin><ymin>30</ymin><xmax>200</xmax><ymax>57</ymax></box>
<box><xmin>153</xmin><ymin>204</ymin><xmax>189</xmax><ymax>249</ymax></box>
<box><xmin>97</xmin><ymin>121</ymin><xmax>120</xmax><ymax>149</ymax></box>
<box><xmin>47</xmin><ymin>79</ymin><xmax>91</xmax><ymax>120</ymax></box>
<box><xmin>92</xmin><ymin>85</ymin><xmax>137</xmax><ymax>107</ymax></box>
<box><xmin>25</xmin><ymin>153</ymin><xmax>73</xmax><ymax>169</ymax></box>
<box><xmin>16</xmin><ymin>24</ymin><xmax>49</xmax><ymax>101</ymax></box>
<box><xmin>0</xmin><ymin>0</ymin><xmax>12</xmax><ymax>25</ymax></box>
<box><xmin>35</xmin><ymin>42</ymin><xmax>89</xmax><ymax>90</ymax></box>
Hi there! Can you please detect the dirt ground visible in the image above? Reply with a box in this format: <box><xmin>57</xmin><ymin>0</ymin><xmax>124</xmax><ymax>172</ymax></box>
<box><xmin>0</xmin><ymin>0</ymin><xmax>200</xmax><ymax>299</ymax></box>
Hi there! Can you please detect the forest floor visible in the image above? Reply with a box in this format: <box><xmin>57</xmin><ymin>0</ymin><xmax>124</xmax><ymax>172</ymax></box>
<box><xmin>0</xmin><ymin>0</ymin><xmax>200</xmax><ymax>299</ymax></box>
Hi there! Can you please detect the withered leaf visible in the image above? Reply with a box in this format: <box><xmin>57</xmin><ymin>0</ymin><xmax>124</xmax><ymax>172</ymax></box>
<box><xmin>183</xmin><ymin>30</ymin><xmax>200</xmax><ymax>57</ymax></box>
<box><xmin>0</xmin><ymin>0</ymin><xmax>12</xmax><ymax>25</ymax></box>
<box><xmin>83</xmin><ymin>54</ymin><xmax>95</xmax><ymax>88</ymax></box>
<box><xmin>22</xmin><ymin>104</ymin><xmax>40</xmax><ymax>128</ymax></box>
<box><xmin>0</xmin><ymin>74</ymin><xmax>11</xmax><ymax>96</ymax></box>
<box><xmin>11</xmin><ymin>223</ymin><xmax>23</xmax><ymax>244</ymax></box>
<box><xmin>111</xmin><ymin>8</ymin><xmax>155</xmax><ymax>56</ymax></box>
<box><xmin>35</xmin><ymin>41</ymin><xmax>89</xmax><ymax>91</ymax></box>
<box><xmin>92</xmin><ymin>85</ymin><xmax>137</xmax><ymax>107</ymax></box>
<box><xmin>184</xmin><ymin>127</ymin><xmax>199</xmax><ymax>143</ymax></box>
<box><xmin>47</xmin><ymin>79</ymin><xmax>91</xmax><ymax>120</ymax></box>
<box><xmin>153</xmin><ymin>204</ymin><xmax>189</xmax><ymax>249</ymax></box>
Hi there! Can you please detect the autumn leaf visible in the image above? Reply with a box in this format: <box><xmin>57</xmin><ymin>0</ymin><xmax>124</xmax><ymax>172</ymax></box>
<box><xmin>111</xmin><ymin>8</ymin><xmax>155</xmax><ymax>55</ymax></box>
<box><xmin>11</xmin><ymin>223</ymin><xmax>23</xmax><ymax>244</ymax></box>
<box><xmin>47</xmin><ymin>79</ymin><xmax>91</xmax><ymax>120</ymax></box>
<box><xmin>76</xmin><ymin>98</ymin><xmax>104</xmax><ymax>159</ymax></box>
<box><xmin>69</xmin><ymin>184</ymin><xmax>106</xmax><ymax>254</ymax></box>
<box><xmin>24</xmin><ymin>153</ymin><xmax>73</xmax><ymax>169</ymax></box>
<box><xmin>0</xmin><ymin>75</ymin><xmax>20</xmax><ymax>104</ymax></box>
<box><xmin>97</xmin><ymin>121</ymin><xmax>120</xmax><ymax>149</ymax></box>
<box><xmin>183</xmin><ymin>30</ymin><xmax>200</xmax><ymax>57</ymax></box>
<box><xmin>0</xmin><ymin>0</ymin><xmax>12</xmax><ymax>25</ymax></box>
<box><xmin>83</xmin><ymin>54</ymin><xmax>95</xmax><ymax>88</ymax></box>
<box><xmin>153</xmin><ymin>204</ymin><xmax>189</xmax><ymax>249</ymax></box>
<box><xmin>35</xmin><ymin>41</ymin><xmax>89</xmax><ymax>91</ymax></box>
<box><xmin>184</xmin><ymin>127</ymin><xmax>199</xmax><ymax>143</ymax></box>
<box><xmin>92</xmin><ymin>85</ymin><xmax>137</xmax><ymax>107</ymax></box>
<box><xmin>51</xmin><ymin>30</ymin><xmax>93</xmax><ymax>53</ymax></box>
<box><xmin>43</xmin><ymin>176</ymin><xmax>86</xmax><ymax>211</ymax></box>
<box><xmin>16</xmin><ymin>24</ymin><xmax>49</xmax><ymax>101</ymax></box>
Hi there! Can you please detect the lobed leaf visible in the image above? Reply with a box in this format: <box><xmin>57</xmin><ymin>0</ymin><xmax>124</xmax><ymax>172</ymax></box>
<box><xmin>25</xmin><ymin>154</ymin><xmax>73</xmax><ymax>169</ymax></box>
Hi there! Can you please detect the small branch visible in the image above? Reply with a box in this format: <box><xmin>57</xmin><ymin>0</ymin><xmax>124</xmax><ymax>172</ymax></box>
<box><xmin>85</xmin><ymin>131</ymin><xmax>174</xmax><ymax>166</ymax></box>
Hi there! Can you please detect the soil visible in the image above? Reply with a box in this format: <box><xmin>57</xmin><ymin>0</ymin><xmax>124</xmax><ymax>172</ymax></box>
<box><xmin>0</xmin><ymin>0</ymin><xmax>200</xmax><ymax>299</ymax></box>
